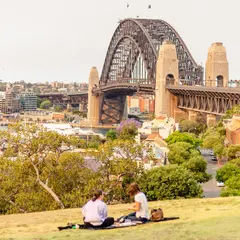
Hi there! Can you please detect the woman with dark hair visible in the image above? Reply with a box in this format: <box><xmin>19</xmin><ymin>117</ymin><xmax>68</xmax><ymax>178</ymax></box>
<box><xmin>118</xmin><ymin>183</ymin><xmax>149</xmax><ymax>223</ymax></box>
<box><xmin>82</xmin><ymin>190</ymin><xmax>114</xmax><ymax>228</ymax></box>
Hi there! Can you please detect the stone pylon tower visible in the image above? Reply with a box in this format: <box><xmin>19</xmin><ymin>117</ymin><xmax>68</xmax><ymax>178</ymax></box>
<box><xmin>87</xmin><ymin>67</ymin><xmax>100</xmax><ymax>126</ymax></box>
<box><xmin>155</xmin><ymin>41</ymin><xmax>179</xmax><ymax>117</ymax></box>
<box><xmin>205</xmin><ymin>42</ymin><xmax>229</xmax><ymax>87</ymax></box>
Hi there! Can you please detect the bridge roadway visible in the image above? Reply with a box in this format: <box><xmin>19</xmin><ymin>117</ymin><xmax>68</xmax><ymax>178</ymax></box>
<box><xmin>37</xmin><ymin>91</ymin><xmax>88</xmax><ymax>105</ymax></box>
<box><xmin>93</xmin><ymin>78</ymin><xmax>240</xmax><ymax>116</ymax></box>
<box><xmin>166</xmin><ymin>83</ymin><xmax>240</xmax><ymax>115</ymax></box>
<box><xmin>37</xmin><ymin>80</ymin><xmax>240</xmax><ymax>116</ymax></box>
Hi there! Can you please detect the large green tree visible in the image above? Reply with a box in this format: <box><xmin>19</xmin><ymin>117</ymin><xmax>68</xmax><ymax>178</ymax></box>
<box><xmin>93</xmin><ymin>139</ymin><xmax>145</xmax><ymax>202</ymax></box>
<box><xmin>0</xmin><ymin>124</ymin><xmax>86</xmax><ymax>211</ymax></box>
<box><xmin>166</xmin><ymin>131</ymin><xmax>202</xmax><ymax>148</ymax></box>
<box><xmin>216</xmin><ymin>158</ymin><xmax>240</xmax><ymax>197</ymax></box>
<box><xmin>139</xmin><ymin>165</ymin><xmax>203</xmax><ymax>200</ymax></box>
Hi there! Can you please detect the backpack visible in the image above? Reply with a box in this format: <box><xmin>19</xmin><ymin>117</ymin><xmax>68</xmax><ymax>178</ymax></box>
<box><xmin>150</xmin><ymin>208</ymin><xmax>164</xmax><ymax>222</ymax></box>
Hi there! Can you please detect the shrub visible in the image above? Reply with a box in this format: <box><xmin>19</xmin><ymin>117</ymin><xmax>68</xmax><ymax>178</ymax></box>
<box><xmin>139</xmin><ymin>165</ymin><xmax>203</xmax><ymax>201</ymax></box>
<box><xmin>216</xmin><ymin>163</ymin><xmax>240</xmax><ymax>183</ymax></box>
<box><xmin>116</xmin><ymin>119</ymin><xmax>141</xmax><ymax>140</ymax></box>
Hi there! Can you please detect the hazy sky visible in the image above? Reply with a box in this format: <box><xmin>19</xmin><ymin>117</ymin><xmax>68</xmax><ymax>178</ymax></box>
<box><xmin>0</xmin><ymin>0</ymin><xmax>239</xmax><ymax>83</ymax></box>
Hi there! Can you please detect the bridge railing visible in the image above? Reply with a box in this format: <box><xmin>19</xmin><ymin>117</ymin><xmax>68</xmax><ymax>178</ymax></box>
<box><xmin>99</xmin><ymin>78</ymin><xmax>155</xmax><ymax>86</ymax></box>
<box><xmin>166</xmin><ymin>79</ymin><xmax>240</xmax><ymax>88</ymax></box>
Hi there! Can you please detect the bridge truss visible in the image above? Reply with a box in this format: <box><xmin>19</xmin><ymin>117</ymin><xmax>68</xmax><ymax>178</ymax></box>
<box><xmin>166</xmin><ymin>85</ymin><xmax>240</xmax><ymax>115</ymax></box>
<box><xmin>98</xmin><ymin>18</ymin><xmax>203</xmax><ymax>123</ymax></box>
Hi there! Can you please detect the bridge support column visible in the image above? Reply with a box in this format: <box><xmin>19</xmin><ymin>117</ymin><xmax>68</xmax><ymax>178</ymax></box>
<box><xmin>205</xmin><ymin>43</ymin><xmax>229</xmax><ymax>87</ymax></box>
<box><xmin>207</xmin><ymin>114</ymin><xmax>216</xmax><ymax>127</ymax></box>
<box><xmin>174</xmin><ymin>109</ymin><xmax>188</xmax><ymax>123</ymax></box>
<box><xmin>122</xmin><ymin>97</ymin><xmax>128</xmax><ymax>120</ymax></box>
<box><xmin>155</xmin><ymin>41</ymin><xmax>179</xmax><ymax>117</ymax></box>
<box><xmin>189</xmin><ymin>111</ymin><xmax>197</xmax><ymax>122</ymax></box>
<box><xmin>87</xmin><ymin>67</ymin><xmax>100</xmax><ymax>126</ymax></box>
<box><xmin>67</xmin><ymin>104</ymin><xmax>72</xmax><ymax>112</ymax></box>
<box><xmin>79</xmin><ymin>103</ymin><xmax>84</xmax><ymax>112</ymax></box>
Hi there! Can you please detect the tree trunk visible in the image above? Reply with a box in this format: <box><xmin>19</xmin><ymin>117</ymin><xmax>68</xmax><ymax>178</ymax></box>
<box><xmin>32</xmin><ymin>162</ymin><xmax>65</xmax><ymax>209</ymax></box>
<box><xmin>37</xmin><ymin>179</ymin><xmax>65</xmax><ymax>209</ymax></box>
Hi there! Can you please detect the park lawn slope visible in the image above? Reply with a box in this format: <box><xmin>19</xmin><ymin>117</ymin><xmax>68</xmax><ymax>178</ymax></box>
<box><xmin>0</xmin><ymin>197</ymin><xmax>240</xmax><ymax>240</ymax></box>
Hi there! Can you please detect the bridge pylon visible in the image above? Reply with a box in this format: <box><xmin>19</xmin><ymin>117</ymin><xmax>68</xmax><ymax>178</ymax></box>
<box><xmin>87</xmin><ymin>67</ymin><xmax>100</xmax><ymax>126</ymax></box>
<box><xmin>205</xmin><ymin>42</ymin><xmax>229</xmax><ymax>87</ymax></box>
<box><xmin>155</xmin><ymin>41</ymin><xmax>179</xmax><ymax>118</ymax></box>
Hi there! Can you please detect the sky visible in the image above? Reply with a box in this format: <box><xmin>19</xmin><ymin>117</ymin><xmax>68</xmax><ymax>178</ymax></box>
<box><xmin>0</xmin><ymin>0</ymin><xmax>239</xmax><ymax>83</ymax></box>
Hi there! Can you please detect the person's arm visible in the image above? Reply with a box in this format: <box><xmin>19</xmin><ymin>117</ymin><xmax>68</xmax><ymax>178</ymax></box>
<box><xmin>102</xmin><ymin>203</ymin><xmax>108</xmax><ymax>219</ymax></box>
<box><xmin>82</xmin><ymin>204</ymin><xmax>86</xmax><ymax>217</ymax></box>
<box><xmin>128</xmin><ymin>201</ymin><xmax>140</xmax><ymax>211</ymax></box>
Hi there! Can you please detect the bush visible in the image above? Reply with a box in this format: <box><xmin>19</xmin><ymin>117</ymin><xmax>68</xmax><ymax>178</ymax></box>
<box><xmin>216</xmin><ymin>163</ymin><xmax>240</xmax><ymax>183</ymax></box>
<box><xmin>166</xmin><ymin>131</ymin><xmax>202</xmax><ymax>148</ymax></box>
<box><xmin>40</xmin><ymin>100</ymin><xmax>52</xmax><ymax>109</ymax></box>
<box><xmin>139</xmin><ymin>165</ymin><xmax>203</xmax><ymax>201</ymax></box>
<box><xmin>183</xmin><ymin>156</ymin><xmax>211</xmax><ymax>183</ymax></box>
<box><xmin>116</xmin><ymin>119</ymin><xmax>141</xmax><ymax>140</ymax></box>
<box><xmin>106</xmin><ymin>129</ymin><xmax>117</xmax><ymax>141</ymax></box>
<box><xmin>168</xmin><ymin>142</ymin><xmax>197</xmax><ymax>164</ymax></box>
<box><xmin>220</xmin><ymin>188</ymin><xmax>240</xmax><ymax>197</ymax></box>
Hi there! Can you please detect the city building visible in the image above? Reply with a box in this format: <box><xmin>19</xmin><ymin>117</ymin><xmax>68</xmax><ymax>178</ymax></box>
<box><xmin>18</xmin><ymin>92</ymin><xmax>37</xmax><ymax>111</ymax></box>
<box><xmin>138</xmin><ymin>114</ymin><xmax>175</xmax><ymax>139</ymax></box>
<box><xmin>0</xmin><ymin>84</ymin><xmax>21</xmax><ymax>114</ymax></box>
<box><xmin>226</xmin><ymin>115</ymin><xmax>240</xmax><ymax>145</ymax></box>
<box><xmin>127</xmin><ymin>95</ymin><xmax>155</xmax><ymax>114</ymax></box>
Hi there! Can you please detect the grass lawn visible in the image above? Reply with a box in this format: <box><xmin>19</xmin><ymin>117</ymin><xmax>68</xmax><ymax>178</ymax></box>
<box><xmin>0</xmin><ymin>197</ymin><xmax>240</xmax><ymax>240</ymax></box>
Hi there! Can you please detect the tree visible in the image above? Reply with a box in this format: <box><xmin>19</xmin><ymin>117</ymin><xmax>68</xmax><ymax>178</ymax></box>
<box><xmin>166</xmin><ymin>131</ymin><xmax>202</xmax><ymax>148</ymax></box>
<box><xmin>50</xmin><ymin>152</ymin><xmax>98</xmax><ymax>208</ymax></box>
<box><xmin>183</xmin><ymin>156</ymin><xmax>211</xmax><ymax>183</ymax></box>
<box><xmin>106</xmin><ymin>129</ymin><xmax>117</xmax><ymax>141</ymax></box>
<box><xmin>223</xmin><ymin>145</ymin><xmax>240</xmax><ymax>160</ymax></box>
<box><xmin>221</xmin><ymin>105</ymin><xmax>240</xmax><ymax>120</ymax></box>
<box><xmin>93</xmin><ymin>139</ymin><xmax>145</xmax><ymax>202</ymax></box>
<box><xmin>116</xmin><ymin>118</ymin><xmax>141</xmax><ymax>140</ymax></box>
<box><xmin>40</xmin><ymin>100</ymin><xmax>52</xmax><ymax>109</ymax></box>
<box><xmin>202</xmin><ymin>128</ymin><xmax>225</xmax><ymax>156</ymax></box>
<box><xmin>216</xmin><ymin>159</ymin><xmax>240</xmax><ymax>197</ymax></box>
<box><xmin>180</xmin><ymin>119</ymin><xmax>206</xmax><ymax>135</ymax></box>
<box><xmin>37</xmin><ymin>97</ymin><xmax>44</xmax><ymax>108</ymax></box>
<box><xmin>54</xmin><ymin>105</ymin><xmax>63</xmax><ymax>112</ymax></box>
<box><xmin>87</xmin><ymin>135</ymin><xmax>102</xmax><ymax>149</ymax></box>
<box><xmin>179</xmin><ymin>120</ymin><xmax>198</xmax><ymax>133</ymax></box>
<box><xmin>139</xmin><ymin>165</ymin><xmax>203</xmax><ymax>200</ymax></box>
<box><xmin>0</xmin><ymin>124</ymin><xmax>85</xmax><ymax>210</ymax></box>
<box><xmin>216</xmin><ymin>163</ymin><xmax>240</xmax><ymax>183</ymax></box>
<box><xmin>167</xmin><ymin>142</ymin><xmax>197</xmax><ymax>165</ymax></box>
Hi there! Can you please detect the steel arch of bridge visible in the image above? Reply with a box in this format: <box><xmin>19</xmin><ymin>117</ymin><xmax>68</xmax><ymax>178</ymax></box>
<box><xmin>100</xmin><ymin>18</ymin><xmax>203</xmax><ymax>85</ymax></box>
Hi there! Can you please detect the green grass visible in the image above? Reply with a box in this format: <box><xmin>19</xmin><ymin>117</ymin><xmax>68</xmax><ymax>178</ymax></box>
<box><xmin>1</xmin><ymin>197</ymin><xmax>240</xmax><ymax>240</ymax></box>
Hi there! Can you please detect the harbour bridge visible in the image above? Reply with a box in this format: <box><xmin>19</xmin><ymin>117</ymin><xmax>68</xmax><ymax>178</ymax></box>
<box><xmin>85</xmin><ymin>18</ymin><xmax>237</xmax><ymax>126</ymax></box>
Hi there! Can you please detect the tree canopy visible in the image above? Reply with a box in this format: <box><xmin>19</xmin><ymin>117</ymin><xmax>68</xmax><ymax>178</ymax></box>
<box><xmin>116</xmin><ymin>118</ymin><xmax>141</xmax><ymax>140</ymax></box>
<box><xmin>40</xmin><ymin>100</ymin><xmax>52</xmax><ymax>109</ymax></box>
<box><xmin>139</xmin><ymin>165</ymin><xmax>203</xmax><ymax>200</ymax></box>
<box><xmin>165</xmin><ymin>131</ymin><xmax>202</xmax><ymax>148</ymax></box>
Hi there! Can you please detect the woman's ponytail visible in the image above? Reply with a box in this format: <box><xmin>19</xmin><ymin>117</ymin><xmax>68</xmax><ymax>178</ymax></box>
<box><xmin>91</xmin><ymin>190</ymin><xmax>103</xmax><ymax>202</ymax></box>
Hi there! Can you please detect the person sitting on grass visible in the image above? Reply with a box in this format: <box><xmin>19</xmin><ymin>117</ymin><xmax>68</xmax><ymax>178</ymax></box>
<box><xmin>118</xmin><ymin>183</ymin><xmax>149</xmax><ymax>223</ymax></box>
<box><xmin>82</xmin><ymin>190</ymin><xmax>114</xmax><ymax>228</ymax></box>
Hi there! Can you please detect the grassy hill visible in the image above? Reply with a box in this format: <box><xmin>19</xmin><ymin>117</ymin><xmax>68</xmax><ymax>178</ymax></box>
<box><xmin>0</xmin><ymin>197</ymin><xmax>240</xmax><ymax>240</ymax></box>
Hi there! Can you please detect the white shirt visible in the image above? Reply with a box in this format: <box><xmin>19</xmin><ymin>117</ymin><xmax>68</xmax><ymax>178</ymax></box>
<box><xmin>82</xmin><ymin>199</ymin><xmax>108</xmax><ymax>226</ymax></box>
<box><xmin>135</xmin><ymin>192</ymin><xmax>149</xmax><ymax>219</ymax></box>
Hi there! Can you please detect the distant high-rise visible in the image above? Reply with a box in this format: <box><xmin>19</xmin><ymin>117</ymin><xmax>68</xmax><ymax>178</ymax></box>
<box><xmin>0</xmin><ymin>84</ymin><xmax>20</xmax><ymax>114</ymax></box>
<box><xmin>19</xmin><ymin>92</ymin><xmax>37</xmax><ymax>111</ymax></box>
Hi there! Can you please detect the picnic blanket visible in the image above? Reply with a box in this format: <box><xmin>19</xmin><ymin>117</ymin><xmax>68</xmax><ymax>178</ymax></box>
<box><xmin>58</xmin><ymin>217</ymin><xmax>179</xmax><ymax>231</ymax></box>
